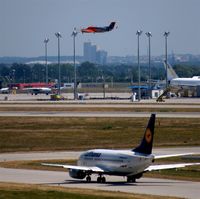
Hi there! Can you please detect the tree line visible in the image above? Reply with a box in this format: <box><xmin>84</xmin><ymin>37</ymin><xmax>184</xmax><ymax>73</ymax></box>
<box><xmin>0</xmin><ymin>62</ymin><xmax>199</xmax><ymax>85</ymax></box>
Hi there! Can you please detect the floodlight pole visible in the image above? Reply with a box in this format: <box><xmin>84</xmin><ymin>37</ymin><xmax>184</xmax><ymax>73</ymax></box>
<box><xmin>136</xmin><ymin>30</ymin><xmax>142</xmax><ymax>101</ymax></box>
<box><xmin>72</xmin><ymin>28</ymin><xmax>78</xmax><ymax>100</ymax></box>
<box><xmin>12</xmin><ymin>69</ymin><xmax>15</xmax><ymax>83</ymax></box>
<box><xmin>164</xmin><ymin>31</ymin><xmax>170</xmax><ymax>89</ymax></box>
<box><xmin>55</xmin><ymin>32</ymin><xmax>62</xmax><ymax>95</ymax></box>
<box><xmin>23</xmin><ymin>69</ymin><xmax>25</xmax><ymax>83</ymax></box>
<box><xmin>103</xmin><ymin>74</ymin><xmax>105</xmax><ymax>99</ymax></box>
<box><xmin>146</xmin><ymin>32</ymin><xmax>152</xmax><ymax>98</ymax></box>
<box><xmin>44</xmin><ymin>38</ymin><xmax>49</xmax><ymax>86</ymax></box>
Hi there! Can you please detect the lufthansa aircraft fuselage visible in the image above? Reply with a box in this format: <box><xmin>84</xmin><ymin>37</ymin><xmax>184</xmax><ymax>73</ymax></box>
<box><xmin>78</xmin><ymin>149</ymin><xmax>153</xmax><ymax>176</ymax></box>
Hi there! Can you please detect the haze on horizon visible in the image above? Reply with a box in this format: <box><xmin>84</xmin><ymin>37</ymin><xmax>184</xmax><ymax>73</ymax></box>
<box><xmin>1</xmin><ymin>0</ymin><xmax>200</xmax><ymax>57</ymax></box>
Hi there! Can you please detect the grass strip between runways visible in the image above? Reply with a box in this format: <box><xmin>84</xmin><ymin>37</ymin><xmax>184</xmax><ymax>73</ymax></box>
<box><xmin>0</xmin><ymin>117</ymin><xmax>199</xmax><ymax>152</ymax></box>
<box><xmin>0</xmin><ymin>183</ymin><xmax>181</xmax><ymax>199</ymax></box>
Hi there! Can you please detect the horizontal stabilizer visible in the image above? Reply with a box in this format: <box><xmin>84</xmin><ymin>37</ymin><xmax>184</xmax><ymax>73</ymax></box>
<box><xmin>154</xmin><ymin>153</ymin><xmax>195</xmax><ymax>159</ymax></box>
<box><xmin>145</xmin><ymin>162</ymin><xmax>200</xmax><ymax>172</ymax></box>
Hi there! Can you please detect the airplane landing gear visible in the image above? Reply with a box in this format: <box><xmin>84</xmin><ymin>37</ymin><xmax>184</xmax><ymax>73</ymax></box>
<box><xmin>86</xmin><ymin>175</ymin><xmax>91</xmax><ymax>182</ymax></box>
<box><xmin>127</xmin><ymin>176</ymin><xmax>136</xmax><ymax>183</ymax></box>
<box><xmin>97</xmin><ymin>176</ymin><xmax>106</xmax><ymax>183</ymax></box>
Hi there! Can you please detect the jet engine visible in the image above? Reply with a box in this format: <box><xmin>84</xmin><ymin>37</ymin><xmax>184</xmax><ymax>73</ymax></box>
<box><xmin>69</xmin><ymin>169</ymin><xmax>86</xmax><ymax>179</ymax></box>
<box><xmin>134</xmin><ymin>172</ymin><xmax>143</xmax><ymax>179</ymax></box>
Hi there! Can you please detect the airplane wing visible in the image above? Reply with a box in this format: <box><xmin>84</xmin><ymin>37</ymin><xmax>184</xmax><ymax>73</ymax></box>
<box><xmin>145</xmin><ymin>163</ymin><xmax>200</xmax><ymax>172</ymax></box>
<box><xmin>154</xmin><ymin>153</ymin><xmax>195</xmax><ymax>159</ymax></box>
<box><xmin>41</xmin><ymin>163</ymin><xmax>104</xmax><ymax>173</ymax></box>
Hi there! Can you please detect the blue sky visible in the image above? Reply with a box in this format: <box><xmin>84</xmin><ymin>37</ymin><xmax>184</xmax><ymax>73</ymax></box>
<box><xmin>1</xmin><ymin>0</ymin><xmax>200</xmax><ymax>57</ymax></box>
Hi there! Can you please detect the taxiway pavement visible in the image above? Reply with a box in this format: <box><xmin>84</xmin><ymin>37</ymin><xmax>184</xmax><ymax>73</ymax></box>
<box><xmin>1</xmin><ymin>103</ymin><xmax>200</xmax><ymax>108</ymax></box>
<box><xmin>1</xmin><ymin>93</ymin><xmax>200</xmax><ymax>104</ymax></box>
<box><xmin>0</xmin><ymin>167</ymin><xmax>199</xmax><ymax>199</ymax></box>
<box><xmin>0</xmin><ymin>111</ymin><xmax>199</xmax><ymax>118</ymax></box>
<box><xmin>1</xmin><ymin>147</ymin><xmax>200</xmax><ymax>162</ymax></box>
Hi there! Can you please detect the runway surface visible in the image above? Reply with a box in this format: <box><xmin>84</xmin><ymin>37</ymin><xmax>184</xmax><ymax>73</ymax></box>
<box><xmin>1</xmin><ymin>147</ymin><xmax>200</xmax><ymax>162</ymax></box>
<box><xmin>1</xmin><ymin>103</ymin><xmax>200</xmax><ymax>108</ymax></box>
<box><xmin>0</xmin><ymin>111</ymin><xmax>199</xmax><ymax>118</ymax></box>
<box><xmin>0</xmin><ymin>147</ymin><xmax>200</xmax><ymax>198</ymax></box>
<box><xmin>0</xmin><ymin>167</ymin><xmax>200</xmax><ymax>199</ymax></box>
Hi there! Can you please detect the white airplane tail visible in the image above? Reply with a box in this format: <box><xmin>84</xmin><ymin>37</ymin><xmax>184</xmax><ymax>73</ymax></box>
<box><xmin>164</xmin><ymin>61</ymin><xmax>179</xmax><ymax>81</ymax></box>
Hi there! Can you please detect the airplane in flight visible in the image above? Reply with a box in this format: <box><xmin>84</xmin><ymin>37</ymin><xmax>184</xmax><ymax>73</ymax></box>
<box><xmin>42</xmin><ymin>114</ymin><xmax>199</xmax><ymax>183</ymax></box>
<box><xmin>165</xmin><ymin>62</ymin><xmax>200</xmax><ymax>87</ymax></box>
<box><xmin>81</xmin><ymin>22</ymin><xmax>116</xmax><ymax>33</ymax></box>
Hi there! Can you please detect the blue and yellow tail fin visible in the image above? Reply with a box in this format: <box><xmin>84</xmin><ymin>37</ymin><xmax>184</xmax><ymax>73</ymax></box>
<box><xmin>133</xmin><ymin>114</ymin><xmax>156</xmax><ymax>155</ymax></box>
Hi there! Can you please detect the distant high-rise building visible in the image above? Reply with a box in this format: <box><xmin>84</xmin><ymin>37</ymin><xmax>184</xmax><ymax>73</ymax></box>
<box><xmin>83</xmin><ymin>42</ymin><xmax>107</xmax><ymax>64</ymax></box>
<box><xmin>91</xmin><ymin>44</ymin><xmax>97</xmax><ymax>63</ymax></box>
<box><xmin>96</xmin><ymin>50</ymin><xmax>108</xmax><ymax>65</ymax></box>
<box><xmin>83</xmin><ymin>42</ymin><xmax>92</xmax><ymax>62</ymax></box>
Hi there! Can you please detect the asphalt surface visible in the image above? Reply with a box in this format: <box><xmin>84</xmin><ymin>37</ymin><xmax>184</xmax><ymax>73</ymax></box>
<box><xmin>0</xmin><ymin>167</ymin><xmax>200</xmax><ymax>199</ymax></box>
<box><xmin>0</xmin><ymin>147</ymin><xmax>200</xmax><ymax>199</ymax></box>
<box><xmin>1</xmin><ymin>93</ymin><xmax>200</xmax><ymax>104</ymax></box>
<box><xmin>1</xmin><ymin>104</ymin><xmax>200</xmax><ymax>108</ymax></box>
<box><xmin>1</xmin><ymin>147</ymin><xmax>200</xmax><ymax>162</ymax></box>
<box><xmin>0</xmin><ymin>111</ymin><xmax>199</xmax><ymax>118</ymax></box>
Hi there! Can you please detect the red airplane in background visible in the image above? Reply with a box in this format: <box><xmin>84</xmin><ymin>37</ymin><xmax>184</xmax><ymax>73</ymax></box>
<box><xmin>81</xmin><ymin>22</ymin><xmax>116</xmax><ymax>33</ymax></box>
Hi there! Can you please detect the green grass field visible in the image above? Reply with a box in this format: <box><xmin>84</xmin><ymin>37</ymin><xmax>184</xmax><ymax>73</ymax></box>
<box><xmin>0</xmin><ymin>183</ymin><xmax>179</xmax><ymax>199</ymax></box>
<box><xmin>0</xmin><ymin>117</ymin><xmax>199</xmax><ymax>152</ymax></box>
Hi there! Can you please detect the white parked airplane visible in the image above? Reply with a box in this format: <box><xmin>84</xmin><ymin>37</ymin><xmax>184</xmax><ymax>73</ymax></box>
<box><xmin>42</xmin><ymin>114</ymin><xmax>200</xmax><ymax>183</ymax></box>
<box><xmin>0</xmin><ymin>87</ymin><xmax>9</xmax><ymax>94</ymax></box>
<box><xmin>24</xmin><ymin>87</ymin><xmax>51</xmax><ymax>95</ymax></box>
<box><xmin>165</xmin><ymin>62</ymin><xmax>200</xmax><ymax>87</ymax></box>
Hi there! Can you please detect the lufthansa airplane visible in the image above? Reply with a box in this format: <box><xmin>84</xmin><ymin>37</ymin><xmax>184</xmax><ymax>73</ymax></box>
<box><xmin>42</xmin><ymin>114</ymin><xmax>199</xmax><ymax>183</ymax></box>
<box><xmin>81</xmin><ymin>22</ymin><xmax>116</xmax><ymax>33</ymax></box>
